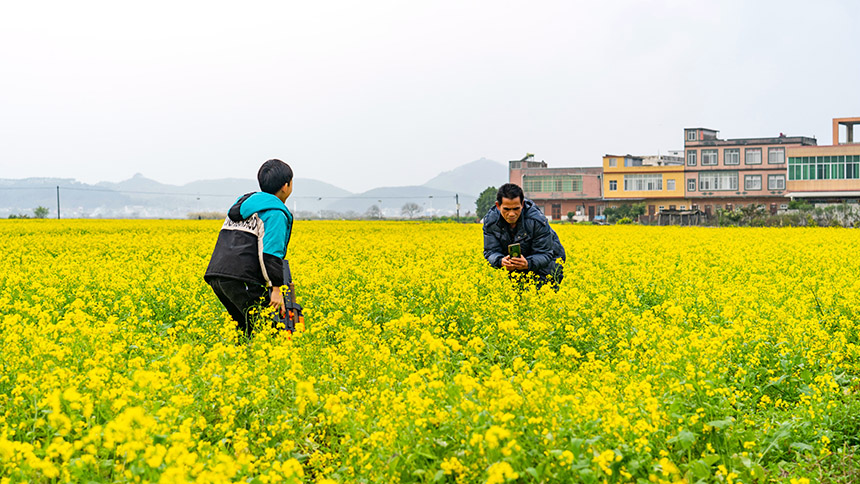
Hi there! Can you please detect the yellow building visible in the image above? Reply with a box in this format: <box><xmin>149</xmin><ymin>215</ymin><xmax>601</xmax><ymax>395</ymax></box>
<box><xmin>602</xmin><ymin>154</ymin><xmax>689</xmax><ymax>218</ymax></box>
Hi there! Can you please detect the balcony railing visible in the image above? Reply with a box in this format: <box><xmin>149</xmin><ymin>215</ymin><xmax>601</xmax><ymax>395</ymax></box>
<box><xmin>525</xmin><ymin>191</ymin><xmax>587</xmax><ymax>198</ymax></box>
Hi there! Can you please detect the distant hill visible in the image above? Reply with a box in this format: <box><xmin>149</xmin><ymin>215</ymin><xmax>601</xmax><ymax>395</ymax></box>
<box><xmin>422</xmin><ymin>157</ymin><xmax>507</xmax><ymax>197</ymax></box>
<box><xmin>287</xmin><ymin>178</ymin><xmax>354</xmax><ymax>214</ymax></box>
<box><xmin>324</xmin><ymin>185</ymin><xmax>477</xmax><ymax>218</ymax></box>
<box><xmin>0</xmin><ymin>157</ymin><xmax>502</xmax><ymax>218</ymax></box>
<box><xmin>95</xmin><ymin>175</ymin><xmax>353</xmax><ymax>215</ymax></box>
<box><xmin>0</xmin><ymin>175</ymin><xmax>353</xmax><ymax>218</ymax></box>
<box><xmin>0</xmin><ymin>178</ymin><xmax>133</xmax><ymax>218</ymax></box>
<box><xmin>97</xmin><ymin>173</ymin><xmax>174</xmax><ymax>193</ymax></box>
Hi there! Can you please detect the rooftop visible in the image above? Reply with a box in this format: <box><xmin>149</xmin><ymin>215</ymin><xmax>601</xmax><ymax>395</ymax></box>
<box><xmin>687</xmin><ymin>135</ymin><xmax>817</xmax><ymax>147</ymax></box>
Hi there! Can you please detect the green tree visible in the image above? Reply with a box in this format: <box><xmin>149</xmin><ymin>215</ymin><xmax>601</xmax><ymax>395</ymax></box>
<box><xmin>788</xmin><ymin>199</ymin><xmax>812</xmax><ymax>211</ymax></box>
<box><xmin>476</xmin><ymin>186</ymin><xmax>497</xmax><ymax>220</ymax></box>
<box><xmin>604</xmin><ymin>203</ymin><xmax>646</xmax><ymax>223</ymax></box>
<box><xmin>34</xmin><ymin>206</ymin><xmax>50</xmax><ymax>218</ymax></box>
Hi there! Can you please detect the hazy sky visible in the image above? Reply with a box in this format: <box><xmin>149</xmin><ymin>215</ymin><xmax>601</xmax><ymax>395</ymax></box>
<box><xmin>1</xmin><ymin>0</ymin><xmax>858</xmax><ymax>192</ymax></box>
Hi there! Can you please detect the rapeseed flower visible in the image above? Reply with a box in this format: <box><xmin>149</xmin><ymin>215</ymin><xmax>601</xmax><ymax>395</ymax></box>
<box><xmin>0</xmin><ymin>220</ymin><xmax>857</xmax><ymax>481</ymax></box>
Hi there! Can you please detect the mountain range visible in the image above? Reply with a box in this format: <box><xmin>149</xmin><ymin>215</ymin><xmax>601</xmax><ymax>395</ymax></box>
<box><xmin>0</xmin><ymin>158</ymin><xmax>507</xmax><ymax>219</ymax></box>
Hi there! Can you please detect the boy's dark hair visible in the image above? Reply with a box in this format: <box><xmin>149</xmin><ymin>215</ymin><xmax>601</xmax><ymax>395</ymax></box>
<box><xmin>496</xmin><ymin>183</ymin><xmax>524</xmax><ymax>204</ymax></box>
<box><xmin>258</xmin><ymin>159</ymin><xmax>293</xmax><ymax>194</ymax></box>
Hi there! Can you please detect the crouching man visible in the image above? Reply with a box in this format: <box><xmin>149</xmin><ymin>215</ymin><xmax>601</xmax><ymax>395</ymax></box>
<box><xmin>482</xmin><ymin>183</ymin><xmax>565</xmax><ymax>289</ymax></box>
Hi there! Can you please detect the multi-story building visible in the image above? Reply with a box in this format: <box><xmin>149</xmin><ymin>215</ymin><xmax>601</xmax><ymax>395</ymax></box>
<box><xmin>787</xmin><ymin>117</ymin><xmax>860</xmax><ymax>203</ymax></box>
<box><xmin>602</xmin><ymin>153</ymin><xmax>687</xmax><ymax>220</ymax></box>
<box><xmin>508</xmin><ymin>154</ymin><xmax>603</xmax><ymax>221</ymax></box>
<box><xmin>683</xmin><ymin>128</ymin><xmax>817</xmax><ymax>216</ymax></box>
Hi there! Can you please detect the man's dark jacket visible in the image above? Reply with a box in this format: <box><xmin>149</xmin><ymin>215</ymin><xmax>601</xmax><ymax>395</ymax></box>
<box><xmin>483</xmin><ymin>199</ymin><xmax>565</xmax><ymax>279</ymax></box>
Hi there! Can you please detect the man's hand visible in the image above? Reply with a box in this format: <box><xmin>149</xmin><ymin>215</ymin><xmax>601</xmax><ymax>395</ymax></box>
<box><xmin>501</xmin><ymin>255</ymin><xmax>529</xmax><ymax>271</ymax></box>
<box><xmin>269</xmin><ymin>287</ymin><xmax>286</xmax><ymax>318</ymax></box>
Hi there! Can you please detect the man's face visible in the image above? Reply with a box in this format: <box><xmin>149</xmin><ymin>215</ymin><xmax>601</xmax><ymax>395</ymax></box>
<box><xmin>496</xmin><ymin>197</ymin><xmax>523</xmax><ymax>226</ymax></box>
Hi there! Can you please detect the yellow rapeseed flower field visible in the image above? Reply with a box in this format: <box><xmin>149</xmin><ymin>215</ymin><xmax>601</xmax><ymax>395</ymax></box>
<box><xmin>1</xmin><ymin>220</ymin><xmax>859</xmax><ymax>483</ymax></box>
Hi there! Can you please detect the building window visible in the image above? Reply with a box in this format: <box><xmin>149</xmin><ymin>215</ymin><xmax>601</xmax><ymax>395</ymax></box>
<box><xmin>687</xmin><ymin>150</ymin><xmax>697</xmax><ymax>166</ymax></box>
<box><xmin>745</xmin><ymin>148</ymin><xmax>762</xmax><ymax>165</ymax></box>
<box><xmin>687</xmin><ymin>178</ymin><xmax>696</xmax><ymax>191</ymax></box>
<box><xmin>726</xmin><ymin>203</ymin><xmax>733</xmax><ymax>211</ymax></box>
<box><xmin>701</xmin><ymin>149</ymin><xmax>718</xmax><ymax>166</ymax></box>
<box><xmin>623</xmin><ymin>174</ymin><xmax>663</xmax><ymax>191</ymax></box>
<box><xmin>768</xmin><ymin>147</ymin><xmax>785</xmax><ymax>164</ymax></box>
<box><xmin>667</xmin><ymin>179</ymin><xmax>675</xmax><ymax>191</ymax></box>
<box><xmin>768</xmin><ymin>174</ymin><xmax>786</xmax><ymax>190</ymax></box>
<box><xmin>608</xmin><ymin>158</ymin><xmax>617</xmax><ymax>167</ymax></box>
<box><xmin>724</xmin><ymin>149</ymin><xmax>740</xmax><ymax>165</ymax></box>
<box><xmin>789</xmin><ymin>155</ymin><xmax>860</xmax><ymax>181</ymax></box>
<box><xmin>699</xmin><ymin>171</ymin><xmax>738</xmax><ymax>191</ymax></box>
<box><xmin>744</xmin><ymin>175</ymin><xmax>762</xmax><ymax>190</ymax></box>
<box><xmin>658</xmin><ymin>205</ymin><xmax>665</xmax><ymax>211</ymax></box>
<box><xmin>686</xmin><ymin>130</ymin><xmax>697</xmax><ymax>141</ymax></box>
<box><xmin>522</xmin><ymin>175</ymin><xmax>583</xmax><ymax>193</ymax></box>
<box><xmin>680</xmin><ymin>205</ymin><xmax>687</xmax><ymax>210</ymax></box>
<box><xmin>609</xmin><ymin>180</ymin><xmax>617</xmax><ymax>191</ymax></box>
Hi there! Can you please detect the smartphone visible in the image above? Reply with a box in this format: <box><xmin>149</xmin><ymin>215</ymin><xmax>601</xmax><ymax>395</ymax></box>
<box><xmin>508</xmin><ymin>243</ymin><xmax>521</xmax><ymax>258</ymax></box>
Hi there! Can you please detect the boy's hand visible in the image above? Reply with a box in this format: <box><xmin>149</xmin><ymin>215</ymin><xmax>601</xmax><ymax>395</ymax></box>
<box><xmin>269</xmin><ymin>287</ymin><xmax>286</xmax><ymax>317</ymax></box>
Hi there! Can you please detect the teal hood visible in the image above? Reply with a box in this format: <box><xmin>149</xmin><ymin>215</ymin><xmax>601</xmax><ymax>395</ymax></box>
<box><xmin>228</xmin><ymin>192</ymin><xmax>293</xmax><ymax>258</ymax></box>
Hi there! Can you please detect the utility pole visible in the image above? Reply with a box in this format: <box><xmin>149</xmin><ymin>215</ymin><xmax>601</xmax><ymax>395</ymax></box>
<box><xmin>455</xmin><ymin>194</ymin><xmax>460</xmax><ymax>221</ymax></box>
<box><xmin>56</xmin><ymin>186</ymin><xmax>61</xmax><ymax>219</ymax></box>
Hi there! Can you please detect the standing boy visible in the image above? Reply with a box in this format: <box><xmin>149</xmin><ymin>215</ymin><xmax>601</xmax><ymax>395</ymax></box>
<box><xmin>204</xmin><ymin>159</ymin><xmax>295</xmax><ymax>337</ymax></box>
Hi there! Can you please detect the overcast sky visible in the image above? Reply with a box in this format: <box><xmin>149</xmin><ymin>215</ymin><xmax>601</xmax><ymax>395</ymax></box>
<box><xmin>1</xmin><ymin>0</ymin><xmax>858</xmax><ymax>192</ymax></box>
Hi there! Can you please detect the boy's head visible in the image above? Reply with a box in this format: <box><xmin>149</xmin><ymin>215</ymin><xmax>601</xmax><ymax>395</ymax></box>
<box><xmin>258</xmin><ymin>159</ymin><xmax>293</xmax><ymax>198</ymax></box>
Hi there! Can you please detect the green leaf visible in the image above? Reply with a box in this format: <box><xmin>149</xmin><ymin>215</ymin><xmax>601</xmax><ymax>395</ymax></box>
<box><xmin>668</xmin><ymin>430</ymin><xmax>696</xmax><ymax>449</ymax></box>
<box><xmin>750</xmin><ymin>463</ymin><xmax>766</xmax><ymax>479</ymax></box>
<box><xmin>525</xmin><ymin>467</ymin><xmax>539</xmax><ymax>479</ymax></box>
<box><xmin>690</xmin><ymin>459</ymin><xmax>711</xmax><ymax>479</ymax></box>
<box><xmin>578</xmin><ymin>468</ymin><xmax>596</xmax><ymax>483</ymax></box>
<box><xmin>677</xmin><ymin>430</ymin><xmax>696</xmax><ymax>448</ymax></box>
<box><xmin>433</xmin><ymin>470</ymin><xmax>446</xmax><ymax>481</ymax></box>
<box><xmin>706</xmin><ymin>419</ymin><xmax>733</xmax><ymax>430</ymax></box>
<box><xmin>627</xmin><ymin>459</ymin><xmax>641</xmax><ymax>472</ymax></box>
<box><xmin>790</xmin><ymin>442</ymin><xmax>814</xmax><ymax>452</ymax></box>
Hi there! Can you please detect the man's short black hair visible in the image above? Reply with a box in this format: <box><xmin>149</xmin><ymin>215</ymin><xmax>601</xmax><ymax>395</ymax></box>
<box><xmin>496</xmin><ymin>183</ymin><xmax>524</xmax><ymax>204</ymax></box>
<box><xmin>258</xmin><ymin>159</ymin><xmax>293</xmax><ymax>194</ymax></box>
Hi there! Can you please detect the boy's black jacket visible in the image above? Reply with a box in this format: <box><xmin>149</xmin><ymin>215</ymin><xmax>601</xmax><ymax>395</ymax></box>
<box><xmin>204</xmin><ymin>192</ymin><xmax>290</xmax><ymax>287</ymax></box>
